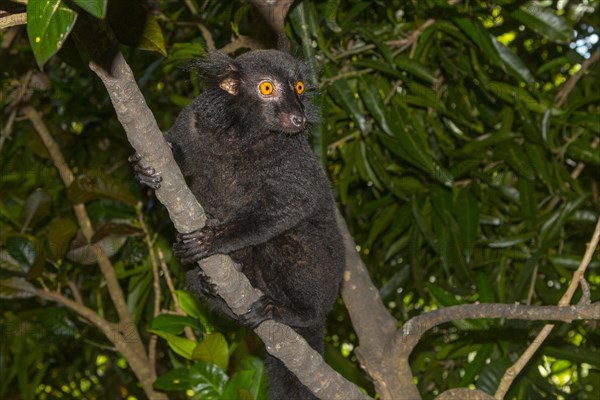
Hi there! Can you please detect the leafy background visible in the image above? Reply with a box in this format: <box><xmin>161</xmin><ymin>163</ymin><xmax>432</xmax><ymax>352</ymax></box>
<box><xmin>1</xmin><ymin>0</ymin><xmax>599</xmax><ymax>399</ymax></box>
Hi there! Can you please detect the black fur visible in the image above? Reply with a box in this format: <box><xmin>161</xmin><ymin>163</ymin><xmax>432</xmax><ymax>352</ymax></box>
<box><xmin>135</xmin><ymin>50</ymin><xmax>344</xmax><ymax>399</ymax></box>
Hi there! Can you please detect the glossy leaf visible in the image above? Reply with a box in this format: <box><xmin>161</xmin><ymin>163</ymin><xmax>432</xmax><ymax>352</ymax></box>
<box><xmin>192</xmin><ymin>333</ymin><xmax>229</xmax><ymax>371</ymax></box>
<box><xmin>490</xmin><ymin>36</ymin><xmax>535</xmax><ymax>84</ymax></box>
<box><xmin>5</xmin><ymin>235</ymin><xmax>45</xmax><ymax>275</ymax></box>
<box><xmin>27</xmin><ymin>0</ymin><xmax>78</xmax><ymax>68</ymax></box>
<box><xmin>395</xmin><ymin>55</ymin><xmax>436</xmax><ymax>83</ymax></box>
<box><xmin>189</xmin><ymin>361</ymin><xmax>228</xmax><ymax>399</ymax></box>
<box><xmin>71</xmin><ymin>0</ymin><xmax>107</xmax><ymax>19</ymax></box>
<box><xmin>154</xmin><ymin>367</ymin><xmax>190</xmax><ymax>391</ymax></box>
<box><xmin>327</xmin><ymin>78</ymin><xmax>367</xmax><ymax>134</ymax></box>
<box><xmin>46</xmin><ymin>216</ymin><xmax>77</xmax><ymax>260</ymax></box>
<box><xmin>0</xmin><ymin>277</ymin><xmax>36</xmax><ymax>299</ymax></box>
<box><xmin>455</xmin><ymin>189</ymin><xmax>479</xmax><ymax>262</ymax></box>
<box><xmin>107</xmin><ymin>1</ymin><xmax>166</xmax><ymax>56</ymax></box>
<box><xmin>358</xmin><ymin>76</ymin><xmax>391</xmax><ymax>135</ymax></box>
<box><xmin>511</xmin><ymin>3</ymin><xmax>573</xmax><ymax>43</ymax></box>
<box><xmin>151</xmin><ymin>314</ymin><xmax>200</xmax><ymax>335</ymax></box>
<box><xmin>20</xmin><ymin>190</ymin><xmax>51</xmax><ymax>230</ymax></box>
<box><xmin>323</xmin><ymin>0</ymin><xmax>342</xmax><ymax>33</ymax></box>
<box><xmin>150</xmin><ymin>330</ymin><xmax>197</xmax><ymax>360</ymax></box>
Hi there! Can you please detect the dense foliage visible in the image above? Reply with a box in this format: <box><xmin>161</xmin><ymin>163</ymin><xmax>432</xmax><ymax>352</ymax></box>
<box><xmin>1</xmin><ymin>0</ymin><xmax>598</xmax><ymax>399</ymax></box>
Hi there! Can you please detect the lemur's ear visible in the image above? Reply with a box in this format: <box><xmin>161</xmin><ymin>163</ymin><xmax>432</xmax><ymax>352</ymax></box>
<box><xmin>218</xmin><ymin>76</ymin><xmax>239</xmax><ymax>95</ymax></box>
<box><xmin>193</xmin><ymin>51</ymin><xmax>240</xmax><ymax>95</ymax></box>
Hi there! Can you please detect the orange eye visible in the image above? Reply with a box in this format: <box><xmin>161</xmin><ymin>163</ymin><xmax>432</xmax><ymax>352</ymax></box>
<box><xmin>259</xmin><ymin>81</ymin><xmax>274</xmax><ymax>95</ymax></box>
<box><xmin>295</xmin><ymin>81</ymin><xmax>305</xmax><ymax>95</ymax></box>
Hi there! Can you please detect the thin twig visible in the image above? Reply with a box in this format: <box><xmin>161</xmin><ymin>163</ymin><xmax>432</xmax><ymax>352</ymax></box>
<box><xmin>157</xmin><ymin>248</ymin><xmax>196</xmax><ymax>342</ymax></box>
<box><xmin>0</xmin><ymin>13</ymin><xmax>26</xmax><ymax>30</ymax></box>
<box><xmin>67</xmin><ymin>280</ymin><xmax>84</xmax><ymax>305</ymax></box>
<box><xmin>138</xmin><ymin>208</ymin><xmax>162</xmax><ymax>377</ymax></box>
<box><xmin>494</xmin><ymin>217</ymin><xmax>600</xmax><ymax>399</ymax></box>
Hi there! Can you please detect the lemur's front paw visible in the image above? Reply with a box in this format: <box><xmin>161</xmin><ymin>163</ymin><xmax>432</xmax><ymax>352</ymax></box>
<box><xmin>239</xmin><ymin>295</ymin><xmax>275</xmax><ymax>329</ymax></box>
<box><xmin>128</xmin><ymin>153</ymin><xmax>162</xmax><ymax>189</ymax></box>
<box><xmin>173</xmin><ymin>222</ymin><xmax>219</xmax><ymax>264</ymax></box>
<box><xmin>194</xmin><ymin>267</ymin><xmax>219</xmax><ymax>297</ymax></box>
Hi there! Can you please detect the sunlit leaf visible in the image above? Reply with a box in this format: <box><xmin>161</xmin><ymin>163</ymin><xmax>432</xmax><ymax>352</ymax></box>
<box><xmin>511</xmin><ymin>3</ymin><xmax>573</xmax><ymax>43</ymax></box>
<box><xmin>27</xmin><ymin>0</ymin><xmax>78</xmax><ymax>68</ymax></box>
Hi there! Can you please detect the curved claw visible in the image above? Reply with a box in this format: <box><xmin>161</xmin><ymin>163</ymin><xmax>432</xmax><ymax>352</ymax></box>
<box><xmin>173</xmin><ymin>225</ymin><xmax>217</xmax><ymax>264</ymax></box>
<box><xmin>194</xmin><ymin>268</ymin><xmax>219</xmax><ymax>297</ymax></box>
<box><xmin>129</xmin><ymin>153</ymin><xmax>162</xmax><ymax>189</ymax></box>
<box><xmin>239</xmin><ymin>296</ymin><xmax>275</xmax><ymax>329</ymax></box>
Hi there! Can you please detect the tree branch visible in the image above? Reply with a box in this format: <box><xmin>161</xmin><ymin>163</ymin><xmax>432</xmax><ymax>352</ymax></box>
<box><xmin>0</xmin><ymin>12</ymin><xmax>26</xmax><ymax>30</ymax></box>
<box><xmin>336</xmin><ymin>211</ymin><xmax>416</xmax><ymax>400</ymax></box>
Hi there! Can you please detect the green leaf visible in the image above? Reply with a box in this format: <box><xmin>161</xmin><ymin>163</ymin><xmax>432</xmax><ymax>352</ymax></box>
<box><xmin>490</xmin><ymin>36</ymin><xmax>535</xmax><ymax>84</ymax></box>
<box><xmin>358</xmin><ymin>76</ymin><xmax>391</xmax><ymax>135</ymax></box>
<box><xmin>540</xmin><ymin>195</ymin><xmax>587</xmax><ymax>244</ymax></box>
<box><xmin>411</xmin><ymin>197</ymin><xmax>438</xmax><ymax>253</ymax></box>
<box><xmin>71</xmin><ymin>0</ymin><xmax>107</xmax><ymax>19</ymax></box>
<box><xmin>176</xmin><ymin>290</ymin><xmax>212</xmax><ymax>332</ymax></box>
<box><xmin>460</xmin><ymin>344</ymin><xmax>494</xmax><ymax>386</ymax></box>
<box><xmin>475</xmin><ymin>272</ymin><xmax>495</xmax><ymax>303</ymax></box>
<box><xmin>426</xmin><ymin>282</ymin><xmax>461</xmax><ymax>307</ymax></box>
<box><xmin>353</xmin><ymin>59</ymin><xmax>401</xmax><ymax>78</ymax></box>
<box><xmin>498</xmin><ymin>141</ymin><xmax>536</xmax><ymax>181</ymax></box>
<box><xmin>327</xmin><ymin>78</ymin><xmax>367</xmax><ymax>134</ymax></box>
<box><xmin>151</xmin><ymin>314</ymin><xmax>199</xmax><ymax>336</ymax></box>
<box><xmin>67</xmin><ymin>170</ymin><xmax>137</xmax><ymax>206</ymax></box>
<box><xmin>323</xmin><ymin>0</ymin><xmax>342</xmax><ymax>33</ymax></box>
<box><xmin>461</xmin><ymin>131</ymin><xmax>515</xmax><ymax>155</ymax></box>
<box><xmin>0</xmin><ymin>277</ymin><xmax>36</xmax><ymax>299</ymax></box>
<box><xmin>511</xmin><ymin>3</ymin><xmax>573</xmax><ymax>44</ymax></box>
<box><xmin>486</xmin><ymin>232</ymin><xmax>537</xmax><ymax>248</ymax></box>
<box><xmin>27</xmin><ymin>0</ymin><xmax>78</xmax><ymax>68</ymax></box>
<box><xmin>66</xmin><ymin>230</ymin><xmax>128</xmax><ymax>265</ymax></box>
<box><xmin>0</xmin><ymin>250</ymin><xmax>22</xmax><ymax>272</ymax></box>
<box><xmin>47</xmin><ymin>216</ymin><xmax>77</xmax><ymax>260</ymax></box>
<box><xmin>20</xmin><ymin>190</ymin><xmax>51</xmax><ymax>230</ymax></box>
<box><xmin>358</xmin><ymin>141</ymin><xmax>383</xmax><ymax>190</ymax></box>
<box><xmin>107</xmin><ymin>1</ymin><xmax>166</xmax><ymax>56</ymax></box>
<box><xmin>545</xmin><ymin>346</ymin><xmax>600</xmax><ymax>367</ymax></box>
<box><xmin>453</xmin><ymin>18</ymin><xmax>503</xmax><ymax>69</ymax></box>
<box><xmin>222</xmin><ymin>357</ymin><xmax>267</xmax><ymax>400</ymax></box>
<box><xmin>189</xmin><ymin>361</ymin><xmax>228</xmax><ymax>399</ymax></box>
<box><xmin>566</xmin><ymin>140</ymin><xmax>600</xmax><ymax>167</ymax></box>
<box><xmin>518</xmin><ymin>178</ymin><xmax>538</xmax><ymax>229</ymax></box>
<box><xmin>487</xmin><ymin>82</ymin><xmax>543</xmax><ymax>112</ymax></box>
<box><xmin>138</xmin><ymin>14</ymin><xmax>167</xmax><ymax>57</ymax></box>
<box><xmin>192</xmin><ymin>333</ymin><xmax>229</xmax><ymax>371</ymax></box>
<box><xmin>395</xmin><ymin>55</ymin><xmax>436</xmax><ymax>83</ymax></box>
<box><xmin>378</xmin><ymin>113</ymin><xmax>452</xmax><ymax>186</ymax></box>
<box><xmin>367</xmin><ymin>204</ymin><xmax>399</xmax><ymax>246</ymax></box>
<box><xmin>438</xmin><ymin>210</ymin><xmax>471</xmax><ymax>282</ymax></box>
<box><xmin>150</xmin><ymin>330</ymin><xmax>197</xmax><ymax>360</ymax></box>
<box><xmin>154</xmin><ymin>367</ymin><xmax>190</xmax><ymax>391</ymax></box>
<box><xmin>455</xmin><ymin>189</ymin><xmax>479</xmax><ymax>262</ymax></box>
<box><xmin>5</xmin><ymin>235</ymin><xmax>45</xmax><ymax>275</ymax></box>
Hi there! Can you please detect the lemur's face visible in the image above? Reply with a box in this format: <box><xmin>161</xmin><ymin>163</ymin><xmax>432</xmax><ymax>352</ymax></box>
<box><xmin>211</xmin><ymin>50</ymin><xmax>318</xmax><ymax>135</ymax></box>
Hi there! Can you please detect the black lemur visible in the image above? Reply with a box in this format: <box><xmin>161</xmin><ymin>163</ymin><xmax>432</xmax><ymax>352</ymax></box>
<box><xmin>132</xmin><ymin>50</ymin><xmax>345</xmax><ymax>399</ymax></box>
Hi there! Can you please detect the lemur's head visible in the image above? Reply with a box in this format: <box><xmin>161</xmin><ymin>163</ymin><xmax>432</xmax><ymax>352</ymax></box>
<box><xmin>197</xmin><ymin>50</ymin><xmax>318</xmax><ymax>135</ymax></box>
